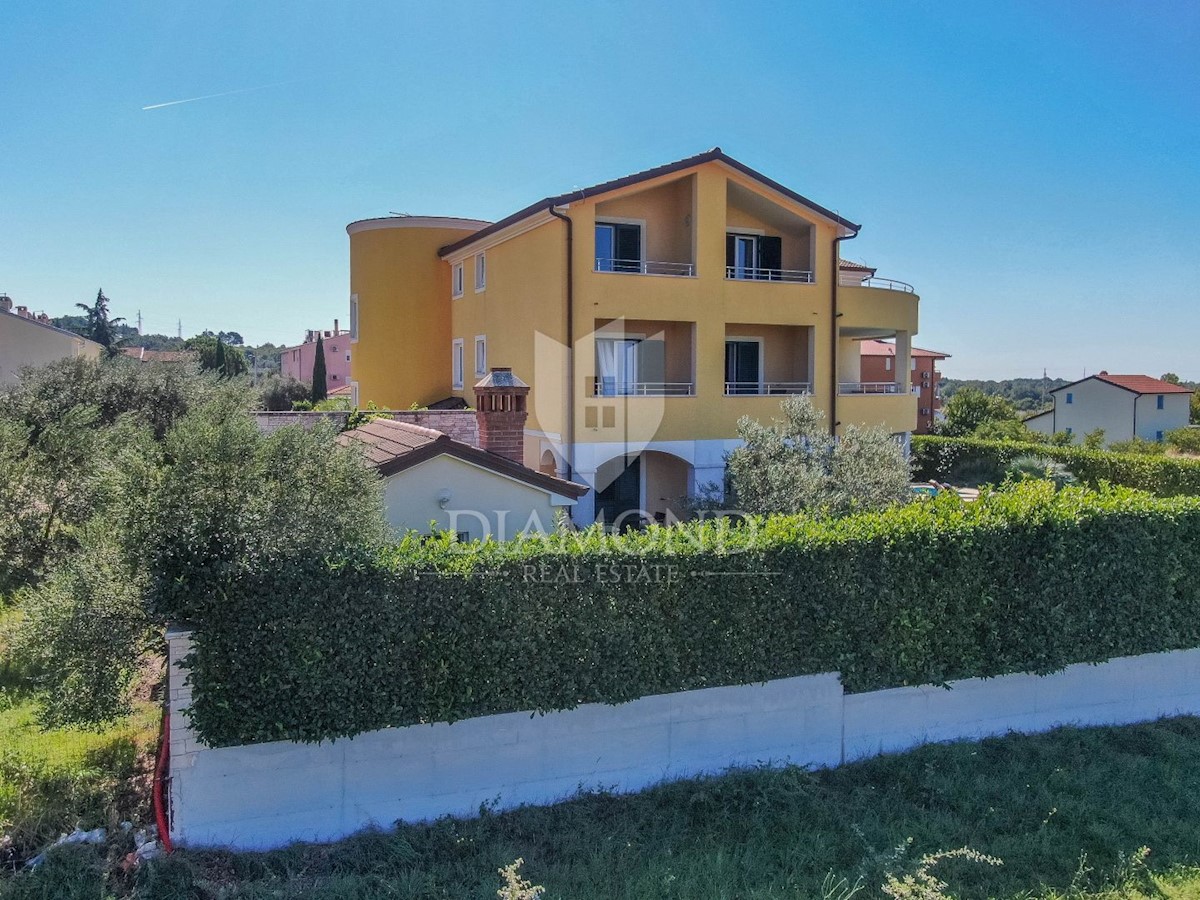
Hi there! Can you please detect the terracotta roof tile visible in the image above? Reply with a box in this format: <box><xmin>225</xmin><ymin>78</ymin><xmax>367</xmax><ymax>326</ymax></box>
<box><xmin>857</xmin><ymin>339</ymin><xmax>951</xmax><ymax>359</ymax></box>
<box><xmin>1092</xmin><ymin>374</ymin><xmax>1193</xmax><ymax>394</ymax></box>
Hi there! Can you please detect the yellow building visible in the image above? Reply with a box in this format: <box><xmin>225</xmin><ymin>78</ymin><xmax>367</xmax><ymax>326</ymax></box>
<box><xmin>0</xmin><ymin>296</ymin><xmax>103</xmax><ymax>385</ymax></box>
<box><xmin>348</xmin><ymin>149</ymin><xmax>921</xmax><ymax>526</ymax></box>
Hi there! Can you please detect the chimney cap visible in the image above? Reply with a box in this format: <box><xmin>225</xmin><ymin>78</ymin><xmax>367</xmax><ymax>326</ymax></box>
<box><xmin>1099</xmin><ymin>370</ymin><xmax>1108</xmax><ymax>375</ymax></box>
<box><xmin>474</xmin><ymin>366</ymin><xmax>528</xmax><ymax>390</ymax></box>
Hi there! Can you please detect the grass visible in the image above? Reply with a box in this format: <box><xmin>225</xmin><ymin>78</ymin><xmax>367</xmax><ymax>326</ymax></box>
<box><xmin>0</xmin><ymin>604</ymin><xmax>159</xmax><ymax>866</ymax></box>
<box><xmin>7</xmin><ymin>717</ymin><xmax>1200</xmax><ymax>899</ymax></box>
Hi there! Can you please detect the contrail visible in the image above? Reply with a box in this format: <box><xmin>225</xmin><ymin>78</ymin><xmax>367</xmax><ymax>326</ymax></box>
<box><xmin>141</xmin><ymin>81</ymin><xmax>292</xmax><ymax>111</ymax></box>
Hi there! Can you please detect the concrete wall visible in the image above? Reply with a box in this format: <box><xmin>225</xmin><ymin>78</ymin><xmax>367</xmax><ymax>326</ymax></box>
<box><xmin>167</xmin><ymin>628</ymin><xmax>1200</xmax><ymax>852</ymax></box>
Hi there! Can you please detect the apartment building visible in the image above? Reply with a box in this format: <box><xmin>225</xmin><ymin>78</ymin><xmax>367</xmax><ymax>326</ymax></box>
<box><xmin>281</xmin><ymin>321</ymin><xmax>352</xmax><ymax>394</ymax></box>
<box><xmin>858</xmin><ymin>338</ymin><xmax>950</xmax><ymax>434</ymax></box>
<box><xmin>348</xmin><ymin>149</ymin><xmax>922</xmax><ymax>526</ymax></box>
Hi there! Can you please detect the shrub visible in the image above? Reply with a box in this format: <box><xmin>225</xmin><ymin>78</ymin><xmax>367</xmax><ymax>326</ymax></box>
<box><xmin>177</xmin><ymin>483</ymin><xmax>1200</xmax><ymax>747</ymax></box>
<box><xmin>1003</xmin><ymin>455</ymin><xmax>1076</xmax><ymax>489</ymax></box>
<box><xmin>912</xmin><ymin>436</ymin><xmax>1200</xmax><ymax>496</ymax></box>
<box><xmin>1166</xmin><ymin>426</ymin><xmax>1200</xmax><ymax>456</ymax></box>
<box><xmin>258</xmin><ymin>374</ymin><xmax>310</xmax><ymax>411</ymax></box>
<box><xmin>724</xmin><ymin>395</ymin><xmax>911</xmax><ymax>516</ymax></box>
<box><xmin>1107</xmin><ymin>437</ymin><xmax>1166</xmax><ymax>456</ymax></box>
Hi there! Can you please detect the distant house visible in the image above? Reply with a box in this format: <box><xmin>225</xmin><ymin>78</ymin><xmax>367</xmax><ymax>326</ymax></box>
<box><xmin>0</xmin><ymin>295</ymin><xmax>102</xmax><ymax>385</ymax></box>
<box><xmin>1024</xmin><ymin>373</ymin><xmax>1193</xmax><ymax>445</ymax></box>
<box><xmin>337</xmin><ymin>368</ymin><xmax>586</xmax><ymax>540</ymax></box>
<box><xmin>281</xmin><ymin>321</ymin><xmax>352</xmax><ymax>394</ymax></box>
<box><xmin>858</xmin><ymin>339</ymin><xmax>950</xmax><ymax>434</ymax></box>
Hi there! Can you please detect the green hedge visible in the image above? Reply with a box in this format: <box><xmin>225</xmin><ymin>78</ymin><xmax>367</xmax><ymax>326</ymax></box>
<box><xmin>181</xmin><ymin>483</ymin><xmax>1200</xmax><ymax>748</ymax></box>
<box><xmin>912</xmin><ymin>435</ymin><xmax>1200</xmax><ymax>496</ymax></box>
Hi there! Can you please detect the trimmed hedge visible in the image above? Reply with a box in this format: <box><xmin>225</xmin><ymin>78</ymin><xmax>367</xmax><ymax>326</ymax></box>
<box><xmin>912</xmin><ymin>435</ymin><xmax>1200</xmax><ymax>496</ymax></box>
<box><xmin>182</xmin><ymin>483</ymin><xmax>1200</xmax><ymax>748</ymax></box>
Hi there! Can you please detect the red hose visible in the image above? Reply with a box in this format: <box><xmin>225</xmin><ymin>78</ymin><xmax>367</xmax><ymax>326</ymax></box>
<box><xmin>153</xmin><ymin>709</ymin><xmax>174</xmax><ymax>853</ymax></box>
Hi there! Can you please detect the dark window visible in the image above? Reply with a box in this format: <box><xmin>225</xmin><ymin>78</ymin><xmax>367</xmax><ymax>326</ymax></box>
<box><xmin>1157</xmin><ymin>395</ymin><xmax>1165</xmax><ymax>410</ymax></box>
<box><xmin>1066</xmin><ymin>393</ymin><xmax>1073</xmax><ymax>404</ymax></box>
<box><xmin>595</xmin><ymin>222</ymin><xmax>642</xmax><ymax>272</ymax></box>
<box><xmin>725</xmin><ymin>340</ymin><xmax>761</xmax><ymax>394</ymax></box>
<box><xmin>726</xmin><ymin>233</ymin><xmax>782</xmax><ymax>279</ymax></box>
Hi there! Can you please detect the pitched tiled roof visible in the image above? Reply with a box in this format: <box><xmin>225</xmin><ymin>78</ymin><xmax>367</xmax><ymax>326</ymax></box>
<box><xmin>839</xmin><ymin>259</ymin><xmax>876</xmax><ymax>272</ymax></box>
<box><xmin>337</xmin><ymin>418</ymin><xmax>587</xmax><ymax>498</ymax></box>
<box><xmin>436</xmin><ymin>148</ymin><xmax>861</xmax><ymax>258</ymax></box>
<box><xmin>858</xmin><ymin>339</ymin><xmax>951</xmax><ymax>359</ymax></box>
<box><xmin>1051</xmin><ymin>374</ymin><xmax>1193</xmax><ymax>395</ymax></box>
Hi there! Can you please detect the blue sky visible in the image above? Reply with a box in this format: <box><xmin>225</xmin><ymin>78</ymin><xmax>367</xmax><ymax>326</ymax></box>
<box><xmin>2</xmin><ymin>1</ymin><xmax>1197</xmax><ymax>379</ymax></box>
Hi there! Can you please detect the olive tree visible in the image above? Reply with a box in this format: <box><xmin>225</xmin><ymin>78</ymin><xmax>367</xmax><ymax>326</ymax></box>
<box><xmin>723</xmin><ymin>394</ymin><xmax>912</xmax><ymax>517</ymax></box>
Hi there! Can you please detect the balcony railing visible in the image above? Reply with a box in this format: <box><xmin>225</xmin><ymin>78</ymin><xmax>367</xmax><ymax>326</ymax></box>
<box><xmin>859</xmin><ymin>277</ymin><xmax>914</xmax><ymax>293</ymax></box>
<box><xmin>839</xmin><ymin>382</ymin><xmax>900</xmax><ymax>395</ymax></box>
<box><xmin>595</xmin><ymin>258</ymin><xmax>694</xmax><ymax>276</ymax></box>
<box><xmin>724</xmin><ymin>381</ymin><xmax>812</xmax><ymax>396</ymax></box>
<box><xmin>726</xmin><ymin>266</ymin><xmax>814</xmax><ymax>283</ymax></box>
<box><xmin>590</xmin><ymin>379</ymin><xmax>695</xmax><ymax>397</ymax></box>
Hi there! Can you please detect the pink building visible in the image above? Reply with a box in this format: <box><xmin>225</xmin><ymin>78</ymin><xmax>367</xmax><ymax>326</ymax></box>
<box><xmin>281</xmin><ymin>321</ymin><xmax>352</xmax><ymax>394</ymax></box>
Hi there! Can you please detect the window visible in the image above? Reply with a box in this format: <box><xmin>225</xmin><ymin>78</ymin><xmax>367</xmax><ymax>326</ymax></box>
<box><xmin>1065</xmin><ymin>427</ymin><xmax>1073</xmax><ymax>436</ymax></box>
<box><xmin>885</xmin><ymin>358</ymin><xmax>892</xmax><ymax>372</ymax></box>
<box><xmin>474</xmin><ymin>336</ymin><xmax>487</xmax><ymax>375</ymax></box>
<box><xmin>330</xmin><ymin>344</ymin><xmax>337</xmax><ymax>353</ymax></box>
<box><xmin>1066</xmin><ymin>393</ymin><xmax>1073</xmax><ymax>404</ymax></box>
<box><xmin>1156</xmin><ymin>430</ymin><xmax>1164</xmax><ymax>441</ymax></box>
<box><xmin>349</xmin><ymin>294</ymin><xmax>359</xmax><ymax>341</ymax></box>
<box><xmin>725</xmin><ymin>340</ymin><xmax>762</xmax><ymax>394</ymax></box>
<box><xmin>452</xmin><ymin>339</ymin><xmax>464</xmax><ymax>389</ymax></box>
<box><xmin>452</xmin><ymin>262</ymin><xmax>464</xmax><ymax>298</ymax></box>
<box><xmin>331</xmin><ymin>374</ymin><xmax>339</xmax><ymax>381</ymax></box>
<box><xmin>1157</xmin><ymin>395</ymin><xmax>1165</xmax><ymax>410</ymax></box>
<box><xmin>911</xmin><ymin>358</ymin><xmax>917</xmax><ymax>371</ymax></box>
<box><xmin>474</xmin><ymin>254</ymin><xmax>486</xmax><ymax>292</ymax></box>
<box><xmin>725</xmin><ymin>233</ymin><xmax>782</xmax><ymax>279</ymax></box>
<box><xmin>595</xmin><ymin>222</ymin><xmax>642</xmax><ymax>272</ymax></box>
<box><xmin>345</xmin><ymin>353</ymin><xmax>351</xmax><ymax>362</ymax></box>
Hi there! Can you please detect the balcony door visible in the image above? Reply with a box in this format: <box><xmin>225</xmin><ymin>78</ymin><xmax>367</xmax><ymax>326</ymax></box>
<box><xmin>597</xmin><ymin>337</ymin><xmax>666</xmax><ymax>396</ymax></box>
<box><xmin>595</xmin><ymin>222</ymin><xmax>642</xmax><ymax>272</ymax></box>
<box><xmin>725</xmin><ymin>340</ymin><xmax>761</xmax><ymax>394</ymax></box>
<box><xmin>726</xmin><ymin>233</ymin><xmax>782</xmax><ymax>280</ymax></box>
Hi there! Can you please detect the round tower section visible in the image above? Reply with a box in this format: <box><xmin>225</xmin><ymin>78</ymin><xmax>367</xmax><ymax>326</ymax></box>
<box><xmin>347</xmin><ymin>216</ymin><xmax>489</xmax><ymax>409</ymax></box>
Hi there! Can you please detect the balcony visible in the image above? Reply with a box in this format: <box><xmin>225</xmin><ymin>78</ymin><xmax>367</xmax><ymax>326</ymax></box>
<box><xmin>725</xmin><ymin>266</ymin><xmax>814</xmax><ymax>284</ymax></box>
<box><xmin>725</xmin><ymin>381</ymin><xmax>811</xmax><ymax>396</ymax></box>
<box><xmin>595</xmin><ymin>258</ymin><xmax>695</xmax><ymax>277</ymax></box>
<box><xmin>839</xmin><ymin>382</ymin><xmax>900</xmax><ymax>395</ymax></box>
<box><xmin>589</xmin><ymin>379</ymin><xmax>694</xmax><ymax>397</ymax></box>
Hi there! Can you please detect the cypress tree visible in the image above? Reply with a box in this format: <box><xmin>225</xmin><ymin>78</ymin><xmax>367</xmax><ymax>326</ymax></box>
<box><xmin>214</xmin><ymin>338</ymin><xmax>227</xmax><ymax>376</ymax></box>
<box><xmin>311</xmin><ymin>334</ymin><xmax>328</xmax><ymax>402</ymax></box>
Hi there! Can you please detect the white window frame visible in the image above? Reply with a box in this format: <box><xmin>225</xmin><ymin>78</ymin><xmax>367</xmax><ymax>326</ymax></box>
<box><xmin>474</xmin><ymin>253</ymin><xmax>486</xmax><ymax>293</ymax></box>
<box><xmin>452</xmin><ymin>262</ymin><xmax>464</xmax><ymax>299</ymax></box>
<box><xmin>474</xmin><ymin>335</ymin><xmax>487</xmax><ymax>376</ymax></box>
<box><xmin>452</xmin><ymin>339</ymin><xmax>465</xmax><ymax>389</ymax></box>
<box><xmin>349</xmin><ymin>294</ymin><xmax>359</xmax><ymax>342</ymax></box>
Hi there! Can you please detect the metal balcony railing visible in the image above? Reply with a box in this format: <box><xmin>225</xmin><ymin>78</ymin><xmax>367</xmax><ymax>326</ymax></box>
<box><xmin>724</xmin><ymin>382</ymin><xmax>812</xmax><ymax>396</ymax></box>
<box><xmin>839</xmin><ymin>382</ymin><xmax>901</xmax><ymax>395</ymax></box>
<box><xmin>591</xmin><ymin>380</ymin><xmax>695</xmax><ymax>397</ymax></box>
<box><xmin>594</xmin><ymin>258</ymin><xmax>695</xmax><ymax>276</ymax></box>
<box><xmin>726</xmin><ymin>266</ymin><xmax>814</xmax><ymax>283</ymax></box>
<box><xmin>859</xmin><ymin>277</ymin><xmax>914</xmax><ymax>293</ymax></box>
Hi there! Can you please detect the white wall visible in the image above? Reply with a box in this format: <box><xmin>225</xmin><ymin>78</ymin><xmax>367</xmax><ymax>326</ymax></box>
<box><xmin>1134</xmin><ymin>393</ymin><xmax>1191</xmax><ymax>442</ymax></box>
<box><xmin>1053</xmin><ymin>379</ymin><xmax>1137</xmax><ymax>444</ymax></box>
<box><xmin>381</xmin><ymin>454</ymin><xmax>569</xmax><ymax>541</ymax></box>
<box><xmin>167</xmin><ymin>627</ymin><xmax>1200</xmax><ymax>852</ymax></box>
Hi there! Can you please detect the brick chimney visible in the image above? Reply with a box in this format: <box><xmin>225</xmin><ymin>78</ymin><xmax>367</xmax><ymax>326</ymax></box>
<box><xmin>474</xmin><ymin>367</ymin><xmax>529</xmax><ymax>464</ymax></box>
<box><xmin>0</xmin><ymin>294</ymin><xmax>11</xmax><ymax>312</ymax></box>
